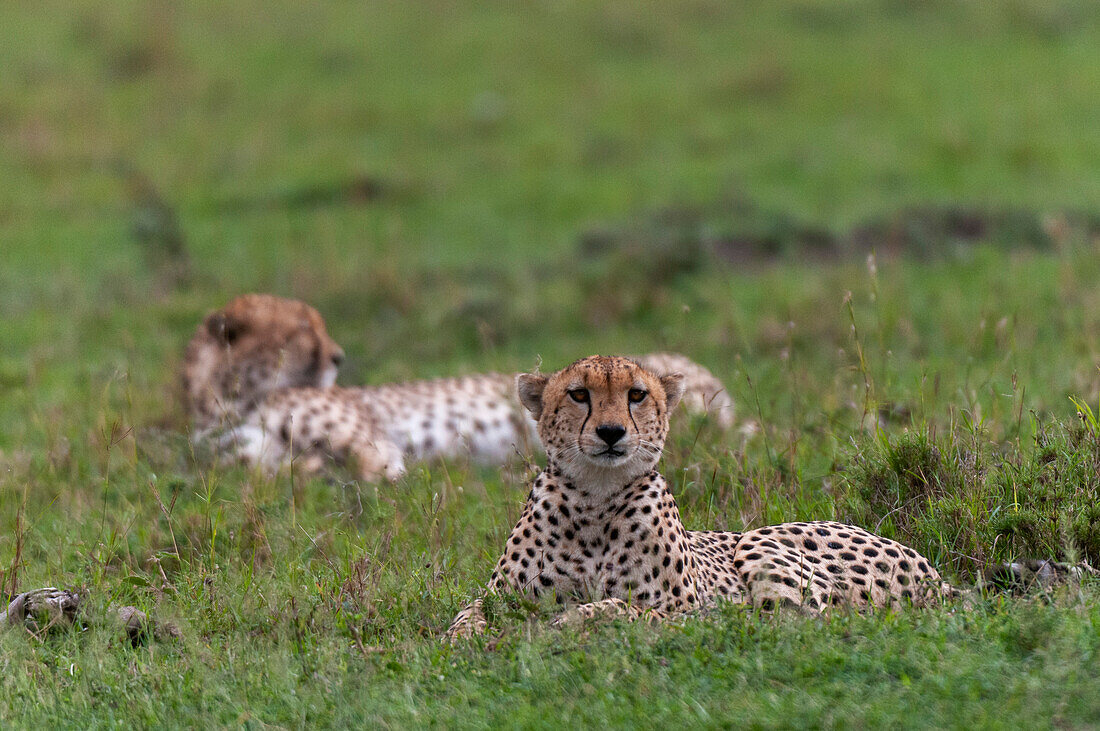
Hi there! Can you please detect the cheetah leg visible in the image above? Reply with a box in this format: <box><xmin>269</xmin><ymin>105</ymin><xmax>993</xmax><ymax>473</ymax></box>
<box><xmin>293</xmin><ymin>451</ymin><xmax>327</xmax><ymax>475</ymax></box>
<box><xmin>744</xmin><ymin>560</ymin><xmax>954</xmax><ymax>614</ymax></box>
<box><xmin>551</xmin><ymin>598</ymin><xmax>669</xmax><ymax>629</ymax></box>
<box><xmin>735</xmin><ymin>548</ymin><xmax>832</xmax><ymax>614</ymax></box>
<box><xmin>742</xmin><ymin>573</ymin><xmax>829</xmax><ymax>615</ymax></box>
<box><xmin>350</xmin><ymin>436</ymin><xmax>405</xmax><ymax>482</ymax></box>
<box><xmin>444</xmin><ymin>599</ymin><xmax>488</xmax><ymax>641</ymax></box>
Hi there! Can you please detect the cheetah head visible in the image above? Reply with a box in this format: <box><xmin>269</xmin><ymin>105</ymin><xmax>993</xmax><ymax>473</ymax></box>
<box><xmin>183</xmin><ymin>294</ymin><xmax>345</xmax><ymax>428</ymax></box>
<box><xmin>517</xmin><ymin>355</ymin><xmax>684</xmax><ymax>485</ymax></box>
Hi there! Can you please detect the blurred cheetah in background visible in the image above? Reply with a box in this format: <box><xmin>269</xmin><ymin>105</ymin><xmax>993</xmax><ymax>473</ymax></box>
<box><xmin>183</xmin><ymin>295</ymin><xmax>733</xmax><ymax>480</ymax></box>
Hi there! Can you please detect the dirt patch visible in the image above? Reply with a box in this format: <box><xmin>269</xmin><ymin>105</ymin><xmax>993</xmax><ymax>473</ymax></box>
<box><xmin>847</xmin><ymin>206</ymin><xmax>1093</xmax><ymax>259</ymax></box>
<box><xmin>579</xmin><ymin>200</ymin><xmax>1100</xmax><ymax>271</ymax></box>
<box><xmin>208</xmin><ymin>174</ymin><xmax>390</xmax><ymax>214</ymax></box>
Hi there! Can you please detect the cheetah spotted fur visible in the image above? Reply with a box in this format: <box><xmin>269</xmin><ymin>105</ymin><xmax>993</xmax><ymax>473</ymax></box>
<box><xmin>446</xmin><ymin>356</ymin><xmax>1094</xmax><ymax>637</ymax></box>
<box><xmin>183</xmin><ymin>295</ymin><xmax>734</xmax><ymax>481</ymax></box>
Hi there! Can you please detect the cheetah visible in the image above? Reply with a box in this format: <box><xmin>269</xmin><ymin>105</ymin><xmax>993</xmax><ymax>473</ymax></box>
<box><xmin>445</xmin><ymin>356</ymin><xmax>1094</xmax><ymax>638</ymax></box>
<box><xmin>183</xmin><ymin>294</ymin><xmax>406</xmax><ymax>480</ymax></box>
<box><xmin>183</xmin><ymin>295</ymin><xmax>734</xmax><ymax>481</ymax></box>
<box><xmin>183</xmin><ymin>293</ymin><xmax>346</xmax><ymax>427</ymax></box>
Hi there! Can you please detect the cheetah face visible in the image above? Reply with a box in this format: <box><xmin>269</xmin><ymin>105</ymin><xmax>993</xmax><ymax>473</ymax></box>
<box><xmin>183</xmin><ymin>294</ymin><xmax>345</xmax><ymax>424</ymax></box>
<box><xmin>517</xmin><ymin>356</ymin><xmax>684</xmax><ymax>484</ymax></box>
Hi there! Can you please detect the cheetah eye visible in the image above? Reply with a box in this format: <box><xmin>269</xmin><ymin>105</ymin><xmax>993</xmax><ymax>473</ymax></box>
<box><xmin>568</xmin><ymin>389</ymin><xmax>589</xmax><ymax>404</ymax></box>
<box><xmin>628</xmin><ymin>389</ymin><xmax>647</xmax><ymax>403</ymax></box>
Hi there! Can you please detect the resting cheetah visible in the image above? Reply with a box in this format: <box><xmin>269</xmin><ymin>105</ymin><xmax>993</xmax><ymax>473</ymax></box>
<box><xmin>183</xmin><ymin>295</ymin><xmax>734</xmax><ymax>481</ymax></box>
<box><xmin>183</xmin><ymin>294</ymin><xmax>406</xmax><ymax>480</ymax></box>
<box><xmin>446</xmin><ymin>356</ymin><xmax>1093</xmax><ymax>637</ymax></box>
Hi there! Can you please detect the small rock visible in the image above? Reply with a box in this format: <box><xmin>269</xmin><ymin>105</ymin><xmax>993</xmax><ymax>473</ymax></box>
<box><xmin>5</xmin><ymin>588</ymin><xmax>181</xmax><ymax>643</ymax></box>
<box><xmin>115</xmin><ymin>605</ymin><xmax>150</xmax><ymax>645</ymax></box>
<box><xmin>5</xmin><ymin>588</ymin><xmax>81</xmax><ymax>634</ymax></box>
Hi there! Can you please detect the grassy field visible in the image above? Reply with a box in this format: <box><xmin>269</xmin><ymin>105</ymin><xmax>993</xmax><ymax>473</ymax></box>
<box><xmin>4</xmin><ymin>0</ymin><xmax>1100</xmax><ymax>726</ymax></box>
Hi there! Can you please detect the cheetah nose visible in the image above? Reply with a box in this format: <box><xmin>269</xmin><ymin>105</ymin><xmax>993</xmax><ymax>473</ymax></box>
<box><xmin>331</xmin><ymin>350</ymin><xmax>345</xmax><ymax>368</ymax></box>
<box><xmin>595</xmin><ymin>424</ymin><xmax>626</xmax><ymax>446</ymax></box>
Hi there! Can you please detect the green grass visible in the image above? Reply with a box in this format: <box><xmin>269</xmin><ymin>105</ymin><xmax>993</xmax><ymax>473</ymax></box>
<box><xmin>4</xmin><ymin>0</ymin><xmax>1100</xmax><ymax>726</ymax></box>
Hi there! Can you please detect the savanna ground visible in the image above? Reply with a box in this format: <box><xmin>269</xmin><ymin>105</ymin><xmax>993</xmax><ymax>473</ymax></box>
<box><xmin>4</xmin><ymin>0</ymin><xmax>1100</xmax><ymax>726</ymax></box>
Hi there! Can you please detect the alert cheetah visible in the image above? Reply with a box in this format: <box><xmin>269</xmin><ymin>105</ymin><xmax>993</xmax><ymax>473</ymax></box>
<box><xmin>446</xmin><ymin>356</ymin><xmax>1093</xmax><ymax>637</ymax></box>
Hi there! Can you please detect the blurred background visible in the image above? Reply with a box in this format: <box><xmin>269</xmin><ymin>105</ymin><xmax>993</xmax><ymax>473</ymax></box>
<box><xmin>4</xmin><ymin>0</ymin><xmax>1100</xmax><ymax>479</ymax></box>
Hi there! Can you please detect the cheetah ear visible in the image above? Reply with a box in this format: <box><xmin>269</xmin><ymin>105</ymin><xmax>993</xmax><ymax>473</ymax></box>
<box><xmin>660</xmin><ymin>373</ymin><xmax>685</xmax><ymax>412</ymax></box>
<box><xmin>516</xmin><ymin>374</ymin><xmax>549</xmax><ymax>419</ymax></box>
<box><xmin>206</xmin><ymin>312</ymin><xmax>246</xmax><ymax>345</ymax></box>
